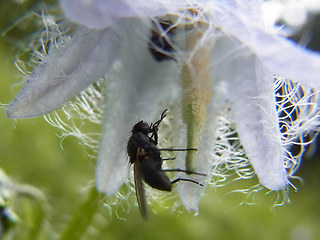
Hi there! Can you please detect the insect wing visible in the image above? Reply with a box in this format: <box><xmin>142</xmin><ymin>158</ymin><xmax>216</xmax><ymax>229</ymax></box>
<box><xmin>134</xmin><ymin>149</ymin><xmax>148</xmax><ymax>220</ymax></box>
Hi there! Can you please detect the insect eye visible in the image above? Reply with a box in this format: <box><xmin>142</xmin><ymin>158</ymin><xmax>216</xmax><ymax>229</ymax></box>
<box><xmin>132</xmin><ymin>121</ymin><xmax>151</xmax><ymax>134</ymax></box>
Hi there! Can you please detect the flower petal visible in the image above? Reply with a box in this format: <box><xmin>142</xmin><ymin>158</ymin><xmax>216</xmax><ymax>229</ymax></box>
<box><xmin>95</xmin><ymin>77</ymin><xmax>133</xmax><ymax>195</ymax></box>
<box><xmin>95</xmin><ymin>21</ymin><xmax>181</xmax><ymax>194</ymax></box>
<box><xmin>233</xmin><ymin>59</ymin><xmax>287</xmax><ymax>190</ymax></box>
<box><xmin>176</xmin><ymin>116</ymin><xmax>215</xmax><ymax>212</ymax></box>
<box><xmin>213</xmin><ymin>37</ymin><xmax>288</xmax><ymax>190</ymax></box>
<box><xmin>211</xmin><ymin>1</ymin><xmax>320</xmax><ymax>88</ymax></box>
<box><xmin>60</xmin><ymin>0</ymin><xmax>125</xmax><ymax>29</ymax></box>
<box><xmin>6</xmin><ymin>26</ymin><xmax>121</xmax><ymax>119</ymax></box>
<box><xmin>60</xmin><ymin>0</ymin><xmax>188</xmax><ymax>29</ymax></box>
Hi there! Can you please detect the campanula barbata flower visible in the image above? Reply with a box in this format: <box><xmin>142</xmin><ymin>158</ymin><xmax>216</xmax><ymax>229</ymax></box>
<box><xmin>6</xmin><ymin>0</ymin><xmax>320</xmax><ymax>213</ymax></box>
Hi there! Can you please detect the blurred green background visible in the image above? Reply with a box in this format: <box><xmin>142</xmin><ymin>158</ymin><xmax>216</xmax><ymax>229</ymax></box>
<box><xmin>0</xmin><ymin>1</ymin><xmax>320</xmax><ymax>240</ymax></box>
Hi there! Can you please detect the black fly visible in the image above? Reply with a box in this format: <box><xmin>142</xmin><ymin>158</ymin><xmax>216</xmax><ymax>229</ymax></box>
<box><xmin>127</xmin><ymin>109</ymin><xmax>206</xmax><ymax>220</ymax></box>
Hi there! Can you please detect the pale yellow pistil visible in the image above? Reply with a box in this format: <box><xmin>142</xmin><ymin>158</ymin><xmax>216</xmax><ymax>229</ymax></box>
<box><xmin>180</xmin><ymin>22</ymin><xmax>213</xmax><ymax>172</ymax></box>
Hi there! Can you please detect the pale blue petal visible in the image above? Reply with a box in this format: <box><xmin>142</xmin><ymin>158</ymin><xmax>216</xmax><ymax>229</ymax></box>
<box><xmin>6</xmin><ymin>25</ymin><xmax>121</xmax><ymax>119</ymax></box>
<box><xmin>211</xmin><ymin>1</ymin><xmax>320</xmax><ymax>88</ymax></box>
<box><xmin>60</xmin><ymin>0</ymin><xmax>125</xmax><ymax>29</ymax></box>
<box><xmin>95</xmin><ymin>21</ymin><xmax>181</xmax><ymax>194</ymax></box>
<box><xmin>176</xmin><ymin>116</ymin><xmax>216</xmax><ymax>212</ymax></box>
<box><xmin>60</xmin><ymin>0</ymin><xmax>189</xmax><ymax>29</ymax></box>
<box><xmin>230</xmin><ymin>61</ymin><xmax>287</xmax><ymax>191</ymax></box>
<box><xmin>213</xmin><ymin>38</ymin><xmax>288</xmax><ymax>190</ymax></box>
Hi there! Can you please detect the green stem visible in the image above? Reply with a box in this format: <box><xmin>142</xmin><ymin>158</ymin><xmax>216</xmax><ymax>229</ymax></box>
<box><xmin>59</xmin><ymin>187</ymin><xmax>100</xmax><ymax>240</ymax></box>
<box><xmin>26</xmin><ymin>200</ymin><xmax>46</xmax><ymax>240</ymax></box>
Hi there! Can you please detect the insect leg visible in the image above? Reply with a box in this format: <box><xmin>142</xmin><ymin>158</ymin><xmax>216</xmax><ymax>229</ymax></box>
<box><xmin>158</xmin><ymin>148</ymin><xmax>197</xmax><ymax>151</ymax></box>
<box><xmin>162</xmin><ymin>168</ymin><xmax>206</xmax><ymax>176</ymax></box>
<box><xmin>153</xmin><ymin>109</ymin><xmax>168</xmax><ymax>128</ymax></box>
<box><xmin>171</xmin><ymin>177</ymin><xmax>203</xmax><ymax>186</ymax></box>
<box><xmin>150</xmin><ymin>109</ymin><xmax>168</xmax><ymax>144</ymax></box>
<box><xmin>162</xmin><ymin>157</ymin><xmax>176</xmax><ymax>161</ymax></box>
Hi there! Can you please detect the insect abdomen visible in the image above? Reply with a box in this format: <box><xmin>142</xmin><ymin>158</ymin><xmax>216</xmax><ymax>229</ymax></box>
<box><xmin>141</xmin><ymin>163</ymin><xmax>172</xmax><ymax>191</ymax></box>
